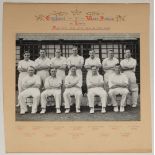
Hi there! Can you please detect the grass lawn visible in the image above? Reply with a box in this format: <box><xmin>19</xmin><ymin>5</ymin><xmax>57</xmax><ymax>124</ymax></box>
<box><xmin>16</xmin><ymin>93</ymin><xmax>140</xmax><ymax>121</ymax></box>
<box><xmin>16</xmin><ymin>104</ymin><xmax>140</xmax><ymax>121</ymax></box>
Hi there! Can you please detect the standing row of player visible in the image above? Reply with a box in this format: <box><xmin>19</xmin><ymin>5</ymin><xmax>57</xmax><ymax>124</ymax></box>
<box><xmin>17</xmin><ymin>46</ymin><xmax>139</xmax><ymax>114</ymax></box>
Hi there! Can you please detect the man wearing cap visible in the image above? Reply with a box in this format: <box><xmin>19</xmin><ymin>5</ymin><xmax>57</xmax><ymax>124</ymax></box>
<box><xmin>84</xmin><ymin>50</ymin><xmax>101</xmax><ymax>79</ymax></box>
<box><xmin>87</xmin><ymin>66</ymin><xmax>107</xmax><ymax>114</ymax></box>
<box><xmin>120</xmin><ymin>49</ymin><xmax>138</xmax><ymax>107</ymax></box>
<box><xmin>63</xmin><ymin>65</ymin><xmax>82</xmax><ymax>113</ymax></box>
<box><xmin>40</xmin><ymin>67</ymin><xmax>62</xmax><ymax>114</ymax></box>
<box><xmin>67</xmin><ymin>46</ymin><xmax>84</xmax><ymax>80</ymax></box>
<box><xmin>108</xmin><ymin>64</ymin><xmax>129</xmax><ymax>112</ymax></box>
<box><xmin>18</xmin><ymin>66</ymin><xmax>41</xmax><ymax>114</ymax></box>
<box><xmin>35</xmin><ymin>48</ymin><xmax>51</xmax><ymax>88</ymax></box>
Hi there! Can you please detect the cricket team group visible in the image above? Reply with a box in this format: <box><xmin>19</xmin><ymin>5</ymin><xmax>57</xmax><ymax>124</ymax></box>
<box><xmin>17</xmin><ymin>46</ymin><xmax>139</xmax><ymax>115</ymax></box>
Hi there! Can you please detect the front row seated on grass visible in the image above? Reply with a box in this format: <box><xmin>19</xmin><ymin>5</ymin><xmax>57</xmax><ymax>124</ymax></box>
<box><xmin>18</xmin><ymin>64</ymin><xmax>129</xmax><ymax>115</ymax></box>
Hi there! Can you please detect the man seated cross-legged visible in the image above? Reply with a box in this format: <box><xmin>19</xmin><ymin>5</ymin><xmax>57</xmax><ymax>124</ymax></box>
<box><xmin>108</xmin><ymin>63</ymin><xmax>129</xmax><ymax>112</ymax></box>
<box><xmin>18</xmin><ymin>66</ymin><xmax>41</xmax><ymax>114</ymax></box>
<box><xmin>87</xmin><ymin>66</ymin><xmax>107</xmax><ymax>114</ymax></box>
<box><xmin>40</xmin><ymin>67</ymin><xmax>62</xmax><ymax>114</ymax></box>
<box><xmin>63</xmin><ymin>65</ymin><xmax>82</xmax><ymax>114</ymax></box>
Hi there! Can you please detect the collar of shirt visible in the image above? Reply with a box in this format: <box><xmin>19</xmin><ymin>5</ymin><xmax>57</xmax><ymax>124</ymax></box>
<box><xmin>91</xmin><ymin>74</ymin><xmax>98</xmax><ymax>77</ymax></box>
<box><xmin>28</xmin><ymin>74</ymin><xmax>35</xmax><ymax>78</ymax></box>
<box><xmin>71</xmin><ymin>55</ymin><xmax>80</xmax><ymax>58</ymax></box>
<box><xmin>125</xmin><ymin>57</ymin><xmax>132</xmax><ymax>61</ymax></box>
<box><xmin>113</xmin><ymin>73</ymin><xmax>124</xmax><ymax>77</ymax></box>
<box><xmin>39</xmin><ymin>57</ymin><xmax>47</xmax><ymax>60</ymax></box>
<box><xmin>89</xmin><ymin>74</ymin><xmax>101</xmax><ymax>80</ymax></box>
<box><xmin>55</xmin><ymin>57</ymin><xmax>62</xmax><ymax>60</ymax></box>
<box><xmin>70</xmin><ymin>74</ymin><xmax>78</xmax><ymax>77</ymax></box>
<box><xmin>89</xmin><ymin>57</ymin><xmax>97</xmax><ymax>60</ymax></box>
<box><xmin>50</xmin><ymin>76</ymin><xmax>57</xmax><ymax>79</ymax></box>
<box><xmin>107</xmin><ymin>57</ymin><xmax>115</xmax><ymax>61</ymax></box>
<box><xmin>68</xmin><ymin>75</ymin><xmax>79</xmax><ymax>79</ymax></box>
<box><xmin>23</xmin><ymin>59</ymin><xmax>31</xmax><ymax>62</ymax></box>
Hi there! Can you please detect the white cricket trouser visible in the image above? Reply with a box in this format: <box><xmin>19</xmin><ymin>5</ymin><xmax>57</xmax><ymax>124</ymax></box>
<box><xmin>18</xmin><ymin>88</ymin><xmax>40</xmax><ymax>112</ymax></box>
<box><xmin>109</xmin><ymin>88</ymin><xmax>129</xmax><ymax>107</ymax></box>
<box><xmin>63</xmin><ymin>87</ymin><xmax>82</xmax><ymax>109</ymax></box>
<box><xmin>41</xmin><ymin>89</ymin><xmax>61</xmax><ymax>109</ymax></box>
<box><xmin>37</xmin><ymin>70</ymin><xmax>49</xmax><ymax>85</ymax></box>
<box><xmin>123</xmin><ymin>71</ymin><xmax>138</xmax><ymax>106</ymax></box>
<box><xmin>18</xmin><ymin>72</ymin><xmax>28</xmax><ymax>93</ymax></box>
<box><xmin>87</xmin><ymin>87</ymin><xmax>107</xmax><ymax>108</ymax></box>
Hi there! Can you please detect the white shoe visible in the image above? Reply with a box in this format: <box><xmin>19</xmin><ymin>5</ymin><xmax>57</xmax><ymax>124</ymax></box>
<box><xmin>31</xmin><ymin>110</ymin><xmax>37</xmax><ymax>114</ymax></box>
<box><xmin>20</xmin><ymin>110</ymin><xmax>26</xmax><ymax>115</ymax></box>
<box><xmin>132</xmin><ymin>104</ymin><xmax>137</xmax><ymax>108</ymax></box>
<box><xmin>114</xmin><ymin>106</ymin><xmax>119</xmax><ymax>112</ymax></box>
<box><xmin>65</xmin><ymin>109</ymin><xmax>70</xmax><ymax>114</ymax></box>
<box><xmin>90</xmin><ymin>108</ymin><xmax>94</xmax><ymax>114</ymax></box>
<box><xmin>120</xmin><ymin>106</ymin><xmax>125</xmax><ymax>112</ymax></box>
<box><xmin>40</xmin><ymin>109</ymin><xmax>46</xmax><ymax>114</ymax></box>
<box><xmin>56</xmin><ymin>109</ymin><xmax>61</xmax><ymax>114</ymax></box>
<box><xmin>101</xmin><ymin>108</ymin><xmax>106</xmax><ymax>113</ymax></box>
<box><xmin>76</xmin><ymin>109</ymin><xmax>81</xmax><ymax>113</ymax></box>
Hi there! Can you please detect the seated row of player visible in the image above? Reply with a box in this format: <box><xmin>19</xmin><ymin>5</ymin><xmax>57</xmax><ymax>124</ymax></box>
<box><xmin>19</xmin><ymin>64</ymin><xmax>135</xmax><ymax>115</ymax></box>
<box><xmin>17</xmin><ymin>47</ymin><xmax>139</xmax><ymax>114</ymax></box>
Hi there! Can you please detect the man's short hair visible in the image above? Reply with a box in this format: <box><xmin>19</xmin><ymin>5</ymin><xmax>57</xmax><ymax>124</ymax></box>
<box><xmin>125</xmin><ymin>49</ymin><xmax>131</xmax><ymax>53</ymax></box>
<box><xmin>23</xmin><ymin>51</ymin><xmax>30</xmax><ymax>55</ymax></box>
<box><xmin>50</xmin><ymin>67</ymin><xmax>56</xmax><ymax>70</ymax></box>
<box><xmin>73</xmin><ymin>44</ymin><xmax>78</xmax><ymax>48</ymax></box>
<box><xmin>89</xmin><ymin>50</ymin><xmax>95</xmax><ymax>53</ymax></box>
<box><xmin>108</xmin><ymin>50</ymin><xmax>114</xmax><ymax>53</ymax></box>
<box><xmin>70</xmin><ymin>65</ymin><xmax>77</xmax><ymax>69</ymax></box>
<box><xmin>28</xmin><ymin>66</ymin><xmax>35</xmax><ymax>71</ymax></box>
<box><xmin>56</xmin><ymin>48</ymin><xmax>61</xmax><ymax>52</ymax></box>
<box><xmin>91</xmin><ymin>65</ymin><xmax>97</xmax><ymax>69</ymax></box>
<box><xmin>72</xmin><ymin>46</ymin><xmax>78</xmax><ymax>50</ymax></box>
<box><xmin>115</xmin><ymin>63</ymin><xmax>121</xmax><ymax>67</ymax></box>
<box><xmin>39</xmin><ymin>48</ymin><xmax>46</xmax><ymax>52</ymax></box>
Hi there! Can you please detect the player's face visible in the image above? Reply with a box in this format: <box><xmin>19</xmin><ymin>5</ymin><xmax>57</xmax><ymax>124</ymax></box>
<box><xmin>50</xmin><ymin>69</ymin><xmax>56</xmax><ymax>77</ymax></box>
<box><xmin>55</xmin><ymin>49</ymin><xmax>61</xmax><ymax>58</ymax></box>
<box><xmin>72</xmin><ymin>48</ymin><xmax>78</xmax><ymax>56</ymax></box>
<box><xmin>115</xmin><ymin>66</ymin><xmax>121</xmax><ymax>74</ymax></box>
<box><xmin>24</xmin><ymin>53</ymin><xmax>30</xmax><ymax>61</ymax></box>
<box><xmin>89</xmin><ymin>51</ymin><xmax>95</xmax><ymax>58</ymax></box>
<box><xmin>108</xmin><ymin>51</ymin><xmax>114</xmax><ymax>58</ymax></box>
<box><xmin>125</xmin><ymin>50</ymin><xmax>131</xmax><ymax>58</ymax></box>
<box><xmin>70</xmin><ymin>67</ymin><xmax>76</xmax><ymax>75</ymax></box>
<box><xmin>28</xmin><ymin>67</ymin><xmax>35</xmax><ymax>76</ymax></box>
<box><xmin>40</xmin><ymin>50</ymin><xmax>46</xmax><ymax>57</ymax></box>
<box><xmin>92</xmin><ymin>67</ymin><xmax>97</xmax><ymax>75</ymax></box>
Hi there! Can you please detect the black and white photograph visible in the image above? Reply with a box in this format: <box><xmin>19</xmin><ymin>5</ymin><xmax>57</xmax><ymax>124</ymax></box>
<box><xmin>16</xmin><ymin>33</ymin><xmax>140</xmax><ymax>121</ymax></box>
